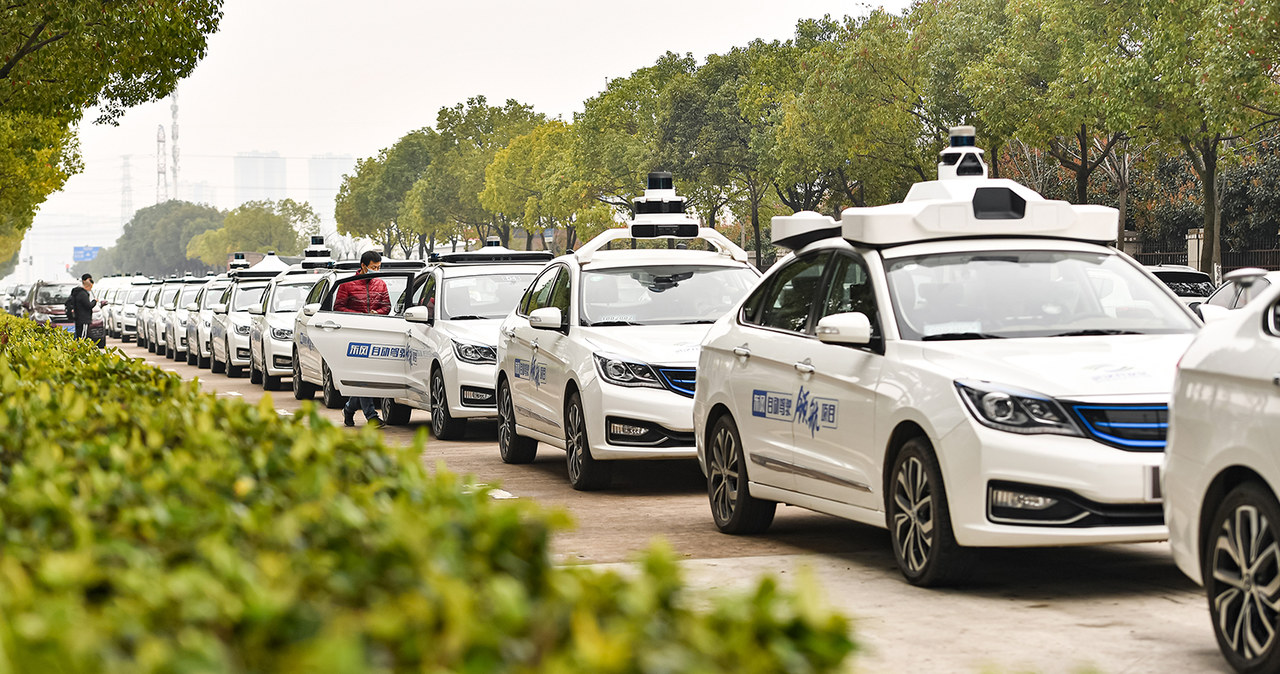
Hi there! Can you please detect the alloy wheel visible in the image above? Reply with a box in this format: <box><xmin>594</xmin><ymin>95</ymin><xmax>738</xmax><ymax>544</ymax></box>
<box><xmin>892</xmin><ymin>455</ymin><xmax>934</xmax><ymax>575</ymax></box>
<box><xmin>1210</xmin><ymin>502</ymin><xmax>1280</xmax><ymax>663</ymax></box>
<box><xmin>708</xmin><ymin>423</ymin><xmax>741</xmax><ymax>525</ymax></box>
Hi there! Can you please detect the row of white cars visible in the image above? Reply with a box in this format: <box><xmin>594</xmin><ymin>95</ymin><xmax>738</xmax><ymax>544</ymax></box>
<box><xmin>89</xmin><ymin>129</ymin><xmax>1278</xmax><ymax>671</ymax></box>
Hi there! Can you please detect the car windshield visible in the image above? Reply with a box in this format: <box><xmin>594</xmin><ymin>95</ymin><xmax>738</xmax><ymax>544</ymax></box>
<box><xmin>1153</xmin><ymin>270</ymin><xmax>1215</xmax><ymax>298</ymax></box>
<box><xmin>580</xmin><ymin>264</ymin><xmax>758</xmax><ymax>326</ymax></box>
<box><xmin>231</xmin><ymin>284</ymin><xmax>267</xmax><ymax>311</ymax></box>
<box><xmin>201</xmin><ymin>283</ymin><xmax>229</xmax><ymax>309</ymax></box>
<box><xmin>178</xmin><ymin>286</ymin><xmax>200</xmax><ymax>308</ymax></box>
<box><xmin>159</xmin><ymin>286</ymin><xmax>181</xmax><ymax>309</ymax></box>
<box><xmin>36</xmin><ymin>284</ymin><xmax>76</xmax><ymax>305</ymax></box>
<box><xmin>127</xmin><ymin>288</ymin><xmax>148</xmax><ymax>303</ymax></box>
<box><xmin>442</xmin><ymin>273</ymin><xmax>535</xmax><ymax>319</ymax></box>
<box><xmin>885</xmin><ymin>250</ymin><xmax>1199</xmax><ymax>340</ymax></box>
<box><xmin>270</xmin><ymin>281</ymin><xmax>317</xmax><ymax>313</ymax></box>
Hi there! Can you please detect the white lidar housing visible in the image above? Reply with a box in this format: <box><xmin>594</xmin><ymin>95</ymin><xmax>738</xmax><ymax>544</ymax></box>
<box><xmin>772</xmin><ymin>129</ymin><xmax>1118</xmax><ymax>249</ymax></box>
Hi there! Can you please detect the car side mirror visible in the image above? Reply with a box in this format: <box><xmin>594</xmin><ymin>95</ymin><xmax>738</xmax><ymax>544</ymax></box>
<box><xmin>302</xmin><ymin>303</ymin><xmax>320</xmax><ymax>317</ymax></box>
<box><xmin>529</xmin><ymin>307</ymin><xmax>564</xmax><ymax>331</ymax></box>
<box><xmin>185</xmin><ymin>302</ymin><xmax>198</xmax><ymax>311</ymax></box>
<box><xmin>248</xmin><ymin>305</ymin><xmax>265</xmax><ymax>315</ymax></box>
<box><xmin>404</xmin><ymin>305</ymin><xmax>432</xmax><ymax>324</ymax></box>
<box><xmin>1196</xmin><ymin>304</ymin><xmax>1231</xmax><ymax>324</ymax></box>
<box><xmin>815</xmin><ymin>312</ymin><xmax>873</xmax><ymax>345</ymax></box>
<box><xmin>211</xmin><ymin>303</ymin><xmax>228</xmax><ymax>315</ymax></box>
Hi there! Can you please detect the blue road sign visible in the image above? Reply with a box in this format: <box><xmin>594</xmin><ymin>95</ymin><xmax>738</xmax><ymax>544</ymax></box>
<box><xmin>73</xmin><ymin>246</ymin><xmax>101</xmax><ymax>262</ymax></box>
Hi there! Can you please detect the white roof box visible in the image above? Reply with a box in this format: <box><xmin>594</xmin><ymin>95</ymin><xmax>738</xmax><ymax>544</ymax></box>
<box><xmin>771</xmin><ymin>211</ymin><xmax>841</xmax><ymax>250</ymax></box>
<box><xmin>840</xmin><ymin>178</ymin><xmax>1118</xmax><ymax>245</ymax></box>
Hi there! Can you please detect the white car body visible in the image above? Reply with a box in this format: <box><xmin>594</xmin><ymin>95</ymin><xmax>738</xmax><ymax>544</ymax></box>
<box><xmin>135</xmin><ymin>283</ymin><xmax>163</xmax><ymax>349</ymax></box>
<box><xmin>495</xmin><ymin>174</ymin><xmax>760</xmax><ymax>490</ymax></box>
<box><xmin>250</xmin><ymin>272</ymin><xmax>323</xmax><ymax>390</ymax></box>
<box><xmin>386</xmin><ymin>250</ymin><xmax>552</xmax><ymax>434</ymax></box>
<box><xmin>117</xmin><ymin>281</ymin><xmax>150</xmax><ymax>341</ymax></box>
<box><xmin>186</xmin><ymin>276</ymin><xmax>231</xmax><ymax>368</ymax></box>
<box><xmin>1164</xmin><ymin>280</ymin><xmax>1280</xmax><ymax>672</ymax></box>
<box><xmin>211</xmin><ymin>278</ymin><xmax>272</xmax><ymax>377</ymax></box>
<box><xmin>160</xmin><ymin>278</ymin><xmax>207</xmax><ymax>360</ymax></box>
<box><xmin>693</xmin><ymin>130</ymin><xmax>1202</xmax><ymax>586</ymax></box>
<box><xmin>292</xmin><ymin>260</ymin><xmax>427</xmax><ymax>406</ymax></box>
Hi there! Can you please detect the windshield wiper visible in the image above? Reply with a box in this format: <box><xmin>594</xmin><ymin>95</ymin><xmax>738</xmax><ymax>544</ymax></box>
<box><xmin>1050</xmin><ymin>329</ymin><xmax>1144</xmax><ymax>337</ymax></box>
<box><xmin>589</xmin><ymin>320</ymin><xmax>641</xmax><ymax>326</ymax></box>
<box><xmin>679</xmin><ymin>320</ymin><xmax>716</xmax><ymax>325</ymax></box>
<box><xmin>921</xmin><ymin>332</ymin><xmax>1006</xmax><ymax>341</ymax></box>
<box><xmin>446</xmin><ymin>315</ymin><xmax>487</xmax><ymax>320</ymax></box>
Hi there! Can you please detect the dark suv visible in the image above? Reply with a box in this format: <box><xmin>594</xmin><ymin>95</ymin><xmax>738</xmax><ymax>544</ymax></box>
<box><xmin>23</xmin><ymin>281</ymin><xmax>106</xmax><ymax>347</ymax></box>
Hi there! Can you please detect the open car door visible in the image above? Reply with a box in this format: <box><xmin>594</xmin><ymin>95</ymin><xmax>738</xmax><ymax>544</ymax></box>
<box><xmin>307</xmin><ymin>271</ymin><xmax>416</xmax><ymax>398</ymax></box>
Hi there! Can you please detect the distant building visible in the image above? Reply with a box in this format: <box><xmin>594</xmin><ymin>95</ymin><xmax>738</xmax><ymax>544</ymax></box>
<box><xmin>234</xmin><ymin>152</ymin><xmax>287</xmax><ymax>205</ymax></box>
<box><xmin>182</xmin><ymin>180</ymin><xmax>218</xmax><ymax>208</ymax></box>
<box><xmin>308</xmin><ymin>154</ymin><xmax>354</xmax><ymax>235</ymax></box>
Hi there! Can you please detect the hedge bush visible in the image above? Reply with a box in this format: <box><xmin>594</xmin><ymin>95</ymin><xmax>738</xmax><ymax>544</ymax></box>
<box><xmin>0</xmin><ymin>315</ymin><xmax>856</xmax><ymax>673</ymax></box>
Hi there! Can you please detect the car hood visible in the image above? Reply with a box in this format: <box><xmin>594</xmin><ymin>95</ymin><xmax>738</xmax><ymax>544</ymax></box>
<box><xmin>916</xmin><ymin>333</ymin><xmax>1196</xmax><ymax>400</ymax></box>
<box><xmin>440</xmin><ymin>318</ymin><xmax>503</xmax><ymax>346</ymax></box>
<box><xmin>580</xmin><ymin>324</ymin><xmax>711</xmax><ymax>366</ymax></box>
<box><xmin>266</xmin><ymin>312</ymin><xmax>295</xmax><ymax>331</ymax></box>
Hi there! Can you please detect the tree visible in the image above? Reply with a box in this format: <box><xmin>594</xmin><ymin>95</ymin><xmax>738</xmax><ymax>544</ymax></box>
<box><xmin>1086</xmin><ymin>0</ymin><xmax>1280</xmax><ymax>272</ymax></box>
<box><xmin>412</xmin><ymin>96</ymin><xmax>544</xmax><ymax>246</ymax></box>
<box><xmin>572</xmin><ymin>53</ymin><xmax>697</xmax><ymax>217</ymax></box>
<box><xmin>335</xmin><ymin>154</ymin><xmax>399</xmax><ymax>255</ymax></box>
<box><xmin>0</xmin><ymin>113</ymin><xmax>81</xmax><ymax>260</ymax></box>
<box><xmin>186</xmin><ymin>199</ymin><xmax>316</xmax><ymax>267</ymax></box>
<box><xmin>963</xmin><ymin>0</ymin><xmax>1123</xmax><ymax>205</ymax></box>
<box><xmin>75</xmin><ymin>200</ymin><xmax>222</xmax><ymax>277</ymax></box>
<box><xmin>378</xmin><ymin>129</ymin><xmax>437</xmax><ymax>258</ymax></box>
<box><xmin>1</xmin><ymin>2</ymin><xmax>224</xmax><ymax>259</ymax></box>
<box><xmin>1</xmin><ymin>1</ymin><xmax>225</xmax><ymax>124</ymax></box>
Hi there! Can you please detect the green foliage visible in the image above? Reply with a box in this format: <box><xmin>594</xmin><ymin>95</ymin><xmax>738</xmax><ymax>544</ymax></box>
<box><xmin>0</xmin><ymin>314</ymin><xmax>856</xmax><ymax>672</ymax></box>
<box><xmin>0</xmin><ymin>1</ymin><xmax>225</xmax><ymax>125</ymax></box>
<box><xmin>75</xmin><ymin>200</ymin><xmax>223</xmax><ymax>278</ymax></box>
<box><xmin>0</xmin><ymin>112</ymin><xmax>82</xmax><ymax>261</ymax></box>
<box><xmin>186</xmin><ymin>199</ymin><xmax>317</xmax><ymax>267</ymax></box>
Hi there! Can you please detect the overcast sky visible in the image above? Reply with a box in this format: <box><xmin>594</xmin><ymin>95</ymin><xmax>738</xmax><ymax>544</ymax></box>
<box><xmin>13</xmin><ymin>0</ymin><xmax>910</xmax><ymax>283</ymax></box>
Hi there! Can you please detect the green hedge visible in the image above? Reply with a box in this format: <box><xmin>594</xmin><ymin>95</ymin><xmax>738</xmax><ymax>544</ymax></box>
<box><xmin>0</xmin><ymin>316</ymin><xmax>856</xmax><ymax>673</ymax></box>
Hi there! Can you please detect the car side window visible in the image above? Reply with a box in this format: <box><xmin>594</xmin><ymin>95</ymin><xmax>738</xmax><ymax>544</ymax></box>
<box><xmin>1206</xmin><ymin>283</ymin><xmax>1239</xmax><ymax>309</ymax></box>
<box><xmin>751</xmin><ymin>252</ymin><xmax>830</xmax><ymax>334</ymax></box>
<box><xmin>414</xmin><ymin>275</ymin><xmax>438</xmax><ymax>320</ymax></box>
<box><xmin>547</xmin><ymin>267</ymin><xmax>571</xmax><ymax>315</ymax></box>
<box><xmin>520</xmin><ymin>267</ymin><xmax>560</xmax><ymax>316</ymax></box>
<box><xmin>1245</xmin><ymin>278</ymin><xmax>1273</xmax><ymax>308</ymax></box>
<box><xmin>818</xmin><ymin>253</ymin><xmax>881</xmax><ymax>341</ymax></box>
<box><xmin>306</xmin><ymin>278</ymin><xmax>329</xmax><ymax>306</ymax></box>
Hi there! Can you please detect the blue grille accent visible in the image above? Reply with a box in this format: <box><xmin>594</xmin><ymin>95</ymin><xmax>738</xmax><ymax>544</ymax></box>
<box><xmin>657</xmin><ymin>367</ymin><xmax>697</xmax><ymax>398</ymax></box>
<box><xmin>1070</xmin><ymin>404</ymin><xmax>1167</xmax><ymax>451</ymax></box>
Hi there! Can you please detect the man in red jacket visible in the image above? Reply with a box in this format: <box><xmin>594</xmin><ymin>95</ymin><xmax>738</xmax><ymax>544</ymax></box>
<box><xmin>337</xmin><ymin>251</ymin><xmax>389</xmax><ymax>427</ymax></box>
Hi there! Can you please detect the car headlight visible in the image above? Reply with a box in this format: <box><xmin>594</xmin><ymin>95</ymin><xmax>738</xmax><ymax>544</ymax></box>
<box><xmin>955</xmin><ymin>380</ymin><xmax>1081</xmax><ymax>436</ymax></box>
<box><xmin>234</xmin><ymin>324</ymin><xmax>251</xmax><ymax>335</ymax></box>
<box><xmin>271</xmin><ymin>327</ymin><xmax>293</xmax><ymax>341</ymax></box>
<box><xmin>593</xmin><ymin>353</ymin><xmax>664</xmax><ymax>389</ymax></box>
<box><xmin>452</xmin><ymin>340</ymin><xmax>496</xmax><ymax>364</ymax></box>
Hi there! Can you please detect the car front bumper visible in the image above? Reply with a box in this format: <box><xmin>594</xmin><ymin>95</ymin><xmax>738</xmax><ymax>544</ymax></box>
<box><xmin>582</xmin><ymin>380</ymin><xmax>696</xmax><ymax>461</ymax></box>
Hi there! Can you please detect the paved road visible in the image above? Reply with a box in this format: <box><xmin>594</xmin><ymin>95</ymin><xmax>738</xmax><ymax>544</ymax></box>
<box><xmin>115</xmin><ymin>338</ymin><xmax>1227</xmax><ymax>673</ymax></box>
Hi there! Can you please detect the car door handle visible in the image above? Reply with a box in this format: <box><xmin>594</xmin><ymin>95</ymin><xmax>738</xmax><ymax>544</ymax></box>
<box><xmin>732</xmin><ymin>346</ymin><xmax>751</xmax><ymax>358</ymax></box>
<box><xmin>793</xmin><ymin>360</ymin><xmax>815</xmax><ymax>375</ymax></box>
<box><xmin>316</xmin><ymin>320</ymin><xmax>341</xmax><ymax>330</ymax></box>
<box><xmin>1274</xmin><ymin>374</ymin><xmax>1280</xmax><ymax>387</ymax></box>
<box><xmin>531</xmin><ymin>341</ymin><xmax>539</xmax><ymax>351</ymax></box>
<box><xmin>502</xmin><ymin>328</ymin><xmax>515</xmax><ymax>338</ymax></box>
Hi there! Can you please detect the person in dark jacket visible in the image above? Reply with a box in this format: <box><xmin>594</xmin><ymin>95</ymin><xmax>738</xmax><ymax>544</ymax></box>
<box><xmin>69</xmin><ymin>274</ymin><xmax>104</xmax><ymax>340</ymax></box>
<box><xmin>337</xmin><ymin>251</ymin><xmax>386</xmax><ymax>427</ymax></box>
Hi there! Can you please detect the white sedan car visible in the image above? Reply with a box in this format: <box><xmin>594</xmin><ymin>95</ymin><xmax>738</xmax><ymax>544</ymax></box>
<box><xmin>496</xmin><ymin>172</ymin><xmax>760</xmax><ymax>490</ymax></box>
<box><xmin>210</xmin><ymin>277</ymin><xmax>272</xmax><ymax>378</ymax></box>
<box><xmin>695</xmin><ymin>129</ymin><xmax>1201</xmax><ymax>586</ymax></box>
<box><xmin>185</xmin><ymin>275</ymin><xmax>231</xmax><ymax>368</ymax></box>
<box><xmin>1165</xmin><ymin>277</ymin><xmax>1280</xmax><ymax>673</ymax></box>
<box><xmin>249</xmin><ymin>273</ymin><xmax>321</xmax><ymax>390</ymax></box>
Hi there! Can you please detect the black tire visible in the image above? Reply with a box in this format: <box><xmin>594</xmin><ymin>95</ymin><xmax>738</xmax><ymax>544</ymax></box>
<box><xmin>292</xmin><ymin>350</ymin><xmax>317</xmax><ymax>400</ymax></box>
<box><xmin>186</xmin><ymin>345</ymin><xmax>197</xmax><ymax>366</ymax></box>
<box><xmin>198</xmin><ymin>347</ymin><xmax>211</xmax><ymax>369</ymax></box>
<box><xmin>248</xmin><ymin>346</ymin><xmax>263</xmax><ymax>385</ymax></box>
<box><xmin>707</xmin><ymin>413</ymin><xmax>776</xmax><ymax>534</ymax></box>
<box><xmin>211</xmin><ymin>343</ymin><xmax>226</xmax><ymax>374</ymax></box>
<box><xmin>564</xmin><ymin>390</ymin><xmax>610</xmax><ymax>491</ymax></box>
<box><xmin>430</xmin><ymin>367</ymin><xmax>467</xmax><ymax>440</ymax></box>
<box><xmin>381</xmin><ymin>397</ymin><xmax>412</xmax><ymax>426</ymax></box>
<box><xmin>886</xmin><ymin>437</ymin><xmax>972</xmax><ymax>587</ymax></box>
<box><xmin>497</xmin><ymin>377</ymin><xmax>536</xmax><ymax>464</ymax></box>
<box><xmin>226</xmin><ymin>339</ymin><xmax>243</xmax><ymax>378</ymax></box>
<box><xmin>1204</xmin><ymin>482</ymin><xmax>1280</xmax><ymax>673</ymax></box>
<box><xmin>321</xmin><ymin>362</ymin><xmax>346</xmax><ymax>409</ymax></box>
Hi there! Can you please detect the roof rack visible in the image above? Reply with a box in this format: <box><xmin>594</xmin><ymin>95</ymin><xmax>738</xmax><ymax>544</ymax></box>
<box><xmin>575</xmin><ymin>172</ymin><xmax>749</xmax><ymax>265</ymax></box>
<box><xmin>430</xmin><ymin>247</ymin><xmax>555</xmax><ymax>264</ymax></box>
<box><xmin>332</xmin><ymin>260</ymin><xmax>427</xmax><ymax>271</ymax></box>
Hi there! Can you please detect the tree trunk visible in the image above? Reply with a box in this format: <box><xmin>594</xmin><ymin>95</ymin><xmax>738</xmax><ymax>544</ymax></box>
<box><xmin>524</xmin><ymin>227</ymin><xmax>534</xmax><ymax>251</ymax></box>
<box><xmin>1184</xmin><ymin>135</ymin><xmax>1220</xmax><ymax>274</ymax></box>
<box><xmin>1076</xmin><ymin>127</ymin><xmax>1089</xmax><ymax>205</ymax></box>
<box><xmin>750</xmin><ymin>180</ymin><xmax>763</xmax><ymax>270</ymax></box>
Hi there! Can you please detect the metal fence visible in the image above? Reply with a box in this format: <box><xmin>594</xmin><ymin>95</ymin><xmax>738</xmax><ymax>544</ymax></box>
<box><xmin>1132</xmin><ymin>250</ymin><xmax>1280</xmax><ymax>272</ymax></box>
<box><xmin>1132</xmin><ymin>252</ymin><xmax>1189</xmax><ymax>267</ymax></box>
